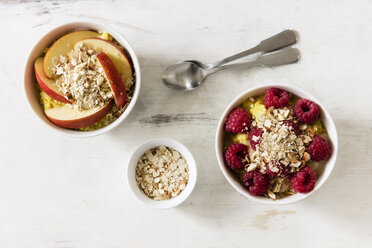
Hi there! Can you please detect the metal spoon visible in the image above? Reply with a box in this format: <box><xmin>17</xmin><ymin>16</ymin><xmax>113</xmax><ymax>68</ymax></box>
<box><xmin>162</xmin><ymin>30</ymin><xmax>298</xmax><ymax>91</ymax></box>
<box><xmin>162</xmin><ymin>48</ymin><xmax>300</xmax><ymax>91</ymax></box>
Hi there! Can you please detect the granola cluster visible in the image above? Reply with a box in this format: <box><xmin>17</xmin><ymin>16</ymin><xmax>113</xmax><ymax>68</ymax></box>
<box><xmin>52</xmin><ymin>43</ymin><xmax>112</xmax><ymax>110</ymax></box>
<box><xmin>247</xmin><ymin>106</ymin><xmax>313</xmax><ymax>175</ymax></box>
<box><xmin>135</xmin><ymin>146</ymin><xmax>189</xmax><ymax>201</ymax></box>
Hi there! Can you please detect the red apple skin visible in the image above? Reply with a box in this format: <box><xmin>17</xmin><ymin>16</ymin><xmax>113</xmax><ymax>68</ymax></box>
<box><xmin>96</xmin><ymin>52</ymin><xmax>127</xmax><ymax>108</ymax></box>
<box><xmin>80</xmin><ymin>37</ymin><xmax>133</xmax><ymax>73</ymax></box>
<box><xmin>34</xmin><ymin>57</ymin><xmax>70</xmax><ymax>104</ymax></box>
<box><xmin>75</xmin><ymin>38</ymin><xmax>133</xmax><ymax>85</ymax></box>
<box><xmin>46</xmin><ymin>101</ymin><xmax>113</xmax><ymax>129</ymax></box>
<box><xmin>43</xmin><ymin>30</ymin><xmax>100</xmax><ymax>78</ymax></box>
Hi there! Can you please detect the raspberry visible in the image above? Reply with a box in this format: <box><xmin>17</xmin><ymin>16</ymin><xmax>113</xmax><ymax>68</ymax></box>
<box><xmin>224</xmin><ymin>143</ymin><xmax>249</xmax><ymax>170</ymax></box>
<box><xmin>294</xmin><ymin>99</ymin><xmax>319</xmax><ymax>124</ymax></box>
<box><xmin>266</xmin><ymin>161</ymin><xmax>290</xmax><ymax>178</ymax></box>
<box><xmin>242</xmin><ymin>171</ymin><xmax>270</xmax><ymax>195</ymax></box>
<box><xmin>290</xmin><ymin>166</ymin><xmax>317</xmax><ymax>193</ymax></box>
<box><xmin>225</xmin><ymin>108</ymin><xmax>251</xmax><ymax>133</ymax></box>
<box><xmin>264</xmin><ymin>88</ymin><xmax>290</xmax><ymax>109</ymax></box>
<box><xmin>282</xmin><ymin>120</ymin><xmax>301</xmax><ymax>135</ymax></box>
<box><xmin>307</xmin><ymin>135</ymin><xmax>332</xmax><ymax>161</ymax></box>
<box><xmin>248</xmin><ymin>128</ymin><xmax>264</xmax><ymax>150</ymax></box>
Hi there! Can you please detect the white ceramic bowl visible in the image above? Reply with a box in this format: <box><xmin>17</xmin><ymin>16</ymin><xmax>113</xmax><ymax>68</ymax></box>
<box><xmin>215</xmin><ymin>84</ymin><xmax>338</xmax><ymax>204</ymax></box>
<box><xmin>127</xmin><ymin>138</ymin><xmax>197</xmax><ymax>209</ymax></box>
<box><xmin>23</xmin><ymin>21</ymin><xmax>141</xmax><ymax>137</ymax></box>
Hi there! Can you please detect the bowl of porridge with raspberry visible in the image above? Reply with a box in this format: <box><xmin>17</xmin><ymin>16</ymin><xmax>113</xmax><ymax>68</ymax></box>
<box><xmin>24</xmin><ymin>22</ymin><xmax>140</xmax><ymax>137</ymax></box>
<box><xmin>215</xmin><ymin>84</ymin><xmax>338</xmax><ymax>204</ymax></box>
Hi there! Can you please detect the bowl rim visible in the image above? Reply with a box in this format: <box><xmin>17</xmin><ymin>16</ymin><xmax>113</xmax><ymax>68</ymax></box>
<box><xmin>126</xmin><ymin>138</ymin><xmax>197</xmax><ymax>209</ymax></box>
<box><xmin>215</xmin><ymin>83</ymin><xmax>338</xmax><ymax>205</ymax></box>
<box><xmin>23</xmin><ymin>21</ymin><xmax>141</xmax><ymax>138</ymax></box>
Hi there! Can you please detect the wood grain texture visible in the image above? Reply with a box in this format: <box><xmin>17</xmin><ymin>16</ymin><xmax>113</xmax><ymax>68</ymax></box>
<box><xmin>0</xmin><ymin>0</ymin><xmax>371</xmax><ymax>247</ymax></box>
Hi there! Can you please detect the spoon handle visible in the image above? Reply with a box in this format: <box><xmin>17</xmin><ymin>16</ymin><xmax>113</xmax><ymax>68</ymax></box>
<box><xmin>206</xmin><ymin>48</ymin><xmax>300</xmax><ymax>74</ymax></box>
<box><xmin>206</xmin><ymin>30</ymin><xmax>298</xmax><ymax>69</ymax></box>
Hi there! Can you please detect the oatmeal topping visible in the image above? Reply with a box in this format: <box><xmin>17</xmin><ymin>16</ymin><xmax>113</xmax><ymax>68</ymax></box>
<box><xmin>247</xmin><ymin>107</ymin><xmax>313</xmax><ymax>174</ymax></box>
<box><xmin>135</xmin><ymin>146</ymin><xmax>189</xmax><ymax>201</ymax></box>
<box><xmin>52</xmin><ymin>43</ymin><xmax>113</xmax><ymax>110</ymax></box>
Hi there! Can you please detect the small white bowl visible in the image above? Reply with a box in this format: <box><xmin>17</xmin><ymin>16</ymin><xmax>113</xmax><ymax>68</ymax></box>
<box><xmin>23</xmin><ymin>21</ymin><xmax>141</xmax><ymax>137</ymax></box>
<box><xmin>215</xmin><ymin>84</ymin><xmax>338</xmax><ymax>205</ymax></box>
<box><xmin>127</xmin><ymin>138</ymin><xmax>197</xmax><ymax>209</ymax></box>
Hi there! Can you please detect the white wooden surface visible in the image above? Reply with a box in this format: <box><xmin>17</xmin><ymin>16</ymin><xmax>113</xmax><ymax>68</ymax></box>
<box><xmin>0</xmin><ymin>0</ymin><xmax>371</xmax><ymax>247</ymax></box>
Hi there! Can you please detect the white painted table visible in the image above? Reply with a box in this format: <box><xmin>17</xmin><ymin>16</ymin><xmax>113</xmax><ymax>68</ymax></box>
<box><xmin>1</xmin><ymin>0</ymin><xmax>371</xmax><ymax>247</ymax></box>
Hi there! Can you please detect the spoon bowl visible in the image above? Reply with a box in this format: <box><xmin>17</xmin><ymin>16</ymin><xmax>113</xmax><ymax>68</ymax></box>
<box><xmin>162</xmin><ymin>61</ymin><xmax>206</xmax><ymax>91</ymax></box>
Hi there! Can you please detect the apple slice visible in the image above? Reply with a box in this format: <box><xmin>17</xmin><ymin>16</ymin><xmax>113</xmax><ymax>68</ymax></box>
<box><xmin>45</xmin><ymin>101</ymin><xmax>113</xmax><ymax>129</ymax></box>
<box><xmin>34</xmin><ymin>57</ymin><xmax>70</xmax><ymax>104</ymax></box>
<box><xmin>44</xmin><ymin>30</ymin><xmax>100</xmax><ymax>78</ymax></box>
<box><xmin>96</xmin><ymin>52</ymin><xmax>127</xmax><ymax>108</ymax></box>
<box><xmin>74</xmin><ymin>38</ymin><xmax>133</xmax><ymax>87</ymax></box>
